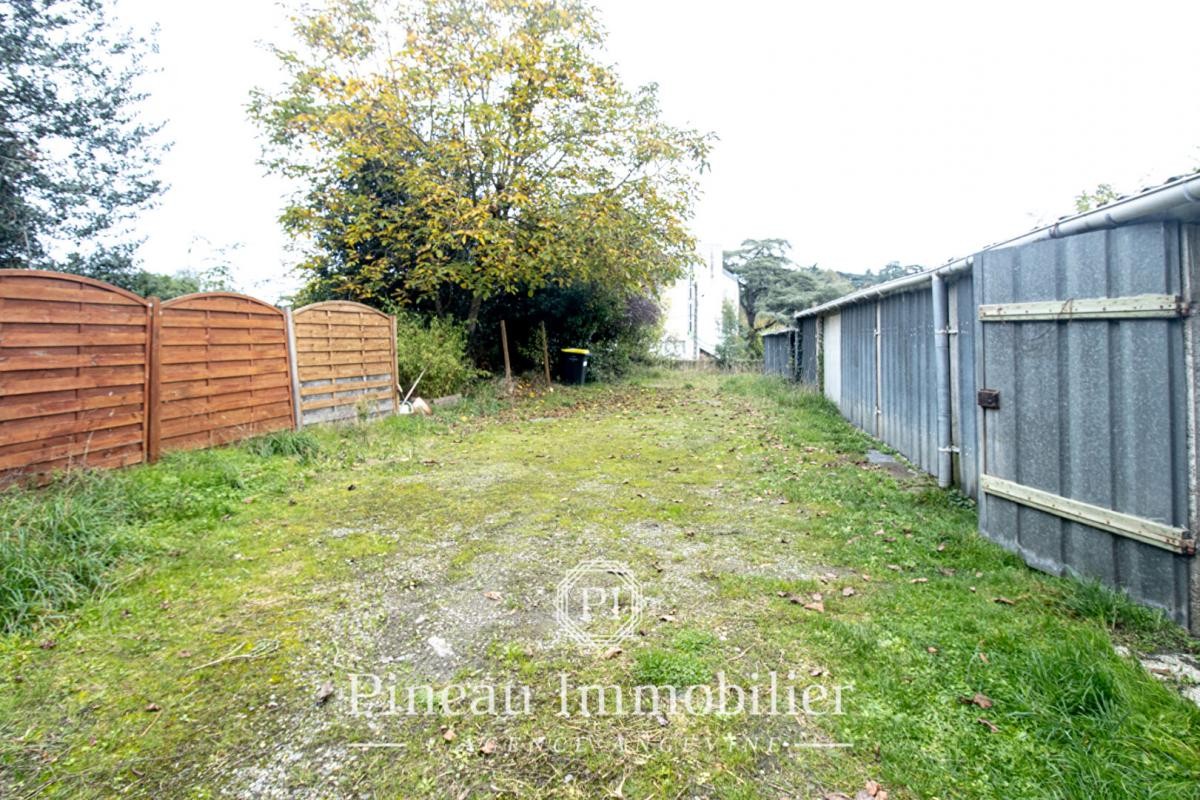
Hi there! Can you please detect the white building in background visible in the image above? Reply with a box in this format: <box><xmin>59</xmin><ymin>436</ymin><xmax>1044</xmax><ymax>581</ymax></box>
<box><xmin>658</xmin><ymin>243</ymin><xmax>741</xmax><ymax>360</ymax></box>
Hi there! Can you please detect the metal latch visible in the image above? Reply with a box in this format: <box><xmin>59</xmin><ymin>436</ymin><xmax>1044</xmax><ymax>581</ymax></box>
<box><xmin>977</xmin><ymin>389</ymin><xmax>1000</xmax><ymax>410</ymax></box>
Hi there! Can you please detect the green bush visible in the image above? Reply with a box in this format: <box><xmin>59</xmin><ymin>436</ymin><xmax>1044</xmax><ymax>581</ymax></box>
<box><xmin>393</xmin><ymin>311</ymin><xmax>485</xmax><ymax>399</ymax></box>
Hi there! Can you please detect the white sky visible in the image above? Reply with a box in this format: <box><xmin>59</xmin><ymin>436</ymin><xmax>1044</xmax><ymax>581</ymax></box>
<box><xmin>119</xmin><ymin>0</ymin><xmax>1200</xmax><ymax>301</ymax></box>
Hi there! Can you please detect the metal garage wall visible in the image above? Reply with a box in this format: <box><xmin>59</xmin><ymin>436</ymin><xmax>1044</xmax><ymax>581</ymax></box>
<box><xmin>798</xmin><ymin>317</ymin><xmax>819</xmax><ymax>385</ymax></box>
<box><xmin>976</xmin><ymin>222</ymin><xmax>1192</xmax><ymax>627</ymax></box>
<box><xmin>822</xmin><ymin>314</ymin><xmax>841</xmax><ymax>404</ymax></box>
<box><xmin>762</xmin><ymin>330</ymin><xmax>794</xmax><ymax>377</ymax></box>
<box><xmin>878</xmin><ymin>289</ymin><xmax>937</xmax><ymax>474</ymax></box>
<box><xmin>839</xmin><ymin>302</ymin><xmax>877</xmax><ymax>434</ymax></box>
<box><xmin>950</xmin><ymin>272</ymin><xmax>979</xmax><ymax>498</ymax></box>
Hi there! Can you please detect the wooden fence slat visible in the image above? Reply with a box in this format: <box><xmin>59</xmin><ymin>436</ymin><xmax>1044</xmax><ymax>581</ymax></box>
<box><xmin>0</xmin><ymin>270</ymin><xmax>151</xmax><ymax>483</ymax></box>
<box><xmin>157</xmin><ymin>293</ymin><xmax>295</xmax><ymax>454</ymax></box>
<box><xmin>0</xmin><ymin>275</ymin><xmax>398</xmax><ymax>481</ymax></box>
<box><xmin>0</xmin><ymin>298</ymin><xmax>148</xmax><ymax>326</ymax></box>
<box><xmin>291</xmin><ymin>301</ymin><xmax>399</xmax><ymax>426</ymax></box>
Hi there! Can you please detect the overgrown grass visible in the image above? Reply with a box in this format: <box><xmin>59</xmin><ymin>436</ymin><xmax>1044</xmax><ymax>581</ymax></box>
<box><xmin>1</xmin><ymin>371</ymin><xmax>1196</xmax><ymax>799</ymax></box>
<box><xmin>723</xmin><ymin>372</ymin><xmax>1200</xmax><ymax>799</ymax></box>
<box><xmin>1</xmin><ymin>429</ymin><xmax>333</xmax><ymax>634</ymax></box>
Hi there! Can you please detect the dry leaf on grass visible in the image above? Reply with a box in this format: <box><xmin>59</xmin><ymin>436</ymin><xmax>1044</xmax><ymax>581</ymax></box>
<box><xmin>480</xmin><ymin>738</ymin><xmax>497</xmax><ymax>755</ymax></box>
<box><xmin>483</xmin><ymin>591</ymin><xmax>502</xmax><ymax>602</ymax></box>
<box><xmin>842</xmin><ymin>587</ymin><xmax>856</xmax><ymax>597</ymax></box>
<box><xmin>316</xmin><ymin>682</ymin><xmax>335</xmax><ymax>705</ymax></box>
<box><xmin>959</xmin><ymin>693</ymin><xmax>993</xmax><ymax>709</ymax></box>
<box><xmin>977</xmin><ymin>717</ymin><xmax>1000</xmax><ymax>733</ymax></box>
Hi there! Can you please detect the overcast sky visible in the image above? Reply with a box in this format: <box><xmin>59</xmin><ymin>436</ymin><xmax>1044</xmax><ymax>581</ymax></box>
<box><xmin>120</xmin><ymin>0</ymin><xmax>1200</xmax><ymax>301</ymax></box>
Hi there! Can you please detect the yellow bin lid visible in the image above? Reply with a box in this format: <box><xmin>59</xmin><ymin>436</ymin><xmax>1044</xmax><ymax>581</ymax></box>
<box><xmin>561</xmin><ymin>348</ymin><xmax>590</xmax><ymax>355</ymax></box>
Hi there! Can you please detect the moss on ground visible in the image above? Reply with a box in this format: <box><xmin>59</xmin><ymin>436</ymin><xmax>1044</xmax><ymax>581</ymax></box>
<box><xmin>0</xmin><ymin>371</ymin><xmax>1196</xmax><ymax>799</ymax></box>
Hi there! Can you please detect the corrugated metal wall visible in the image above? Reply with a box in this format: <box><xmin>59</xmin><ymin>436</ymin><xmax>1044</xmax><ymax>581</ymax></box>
<box><xmin>798</xmin><ymin>317</ymin><xmax>819</xmax><ymax>385</ymax></box>
<box><xmin>977</xmin><ymin>222</ymin><xmax>1192</xmax><ymax>626</ymax></box>
<box><xmin>878</xmin><ymin>289</ymin><xmax>938</xmax><ymax>474</ymax></box>
<box><xmin>950</xmin><ymin>272</ymin><xmax>978</xmax><ymax>498</ymax></box>
<box><xmin>839</xmin><ymin>303</ymin><xmax>877</xmax><ymax>433</ymax></box>
<box><xmin>762</xmin><ymin>330</ymin><xmax>794</xmax><ymax>377</ymax></box>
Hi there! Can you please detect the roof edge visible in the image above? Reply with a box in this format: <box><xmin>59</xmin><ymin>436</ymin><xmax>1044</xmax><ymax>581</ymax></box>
<box><xmin>796</xmin><ymin>172</ymin><xmax>1200</xmax><ymax>320</ymax></box>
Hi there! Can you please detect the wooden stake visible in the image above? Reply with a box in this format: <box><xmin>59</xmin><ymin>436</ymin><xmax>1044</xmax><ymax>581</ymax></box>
<box><xmin>540</xmin><ymin>321</ymin><xmax>552</xmax><ymax>385</ymax></box>
<box><xmin>500</xmin><ymin>319</ymin><xmax>513</xmax><ymax>392</ymax></box>
<box><xmin>146</xmin><ymin>297</ymin><xmax>162</xmax><ymax>463</ymax></box>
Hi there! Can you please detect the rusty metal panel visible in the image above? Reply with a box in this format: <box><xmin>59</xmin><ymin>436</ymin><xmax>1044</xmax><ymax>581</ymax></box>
<box><xmin>977</xmin><ymin>222</ymin><xmax>1193</xmax><ymax>627</ymax></box>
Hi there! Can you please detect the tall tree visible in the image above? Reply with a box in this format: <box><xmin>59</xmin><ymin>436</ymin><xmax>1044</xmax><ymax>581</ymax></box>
<box><xmin>0</xmin><ymin>0</ymin><xmax>163</xmax><ymax>272</ymax></box>
<box><xmin>251</xmin><ymin>0</ymin><xmax>713</xmax><ymax>331</ymax></box>
<box><xmin>723</xmin><ymin>239</ymin><xmax>852</xmax><ymax>329</ymax></box>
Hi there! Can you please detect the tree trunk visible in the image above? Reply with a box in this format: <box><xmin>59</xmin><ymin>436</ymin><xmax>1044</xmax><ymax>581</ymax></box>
<box><xmin>465</xmin><ymin>293</ymin><xmax>483</xmax><ymax>334</ymax></box>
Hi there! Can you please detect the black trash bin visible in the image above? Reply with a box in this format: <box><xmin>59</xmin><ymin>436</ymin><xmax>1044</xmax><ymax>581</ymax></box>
<box><xmin>560</xmin><ymin>348</ymin><xmax>590</xmax><ymax>385</ymax></box>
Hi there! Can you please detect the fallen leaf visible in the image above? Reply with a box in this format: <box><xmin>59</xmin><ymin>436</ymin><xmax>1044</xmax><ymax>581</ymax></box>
<box><xmin>977</xmin><ymin>717</ymin><xmax>1000</xmax><ymax>733</ymax></box>
<box><xmin>886</xmin><ymin>564</ymin><xmax>901</xmax><ymax>572</ymax></box>
<box><xmin>936</xmin><ymin>543</ymin><xmax>946</xmax><ymax>552</ymax></box>
<box><xmin>978</xmin><ymin>653</ymin><xmax>990</xmax><ymax>665</ymax></box>
<box><xmin>959</xmin><ymin>692</ymin><xmax>994</xmax><ymax>709</ymax></box>
<box><xmin>993</xmin><ymin>596</ymin><xmax>1015</xmax><ymax>605</ymax></box>
<box><xmin>910</xmin><ymin>577</ymin><xmax>928</xmax><ymax>584</ymax></box>
<box><xmin>483</xmin><ymin>591</ymin><xmax>502</xmax><ymax>602</ymax></box>
<box><xmin>316</xmin><ymin>682</ymin><xmax>335</xmax><ymax>705</ymax></box>
<box><xmin>659</xmin><ymin>614</ymin><xmax>676</xmax><ymax>623</ymax></box>
<box><xmin>480</xmin><ymin>738</ymin><xmax>498</xmax><ymax>755</ymax></box>
<box><xmin>842</xmin><ymin>587</ymin><xmax>856</xmax><ymax>597</ymax></box>
<box><xmin>145</xmin><ymin>703</ymin><xmax>161</xmax><ymax>713</ymax></box>
<box><xmin>927</xmin><ymin>647</ymin><xmax>938</xmax><ymax>654</ymax></box>
<box><xmin>38</xmin><ymin>640</ymin><xmax>56</xmax><ymax>650</ymax></box>
<box><xmin>803</xmin><ymin>601</ymin><xmax>825</xmax><ymax>613</ymax></box>
<box><xmin>442</xmin><ymin>727</ymin><xmax>456</xmax><ymax>742</ymax></box>
<box><xmin>601</xmin><ymin>646</ymin><xmax>623</xmax><ymax>660</ymax></box>
<box><xmin>865</xmin><ymin>780</ymin><xmax>881</xmax><ymax>796</ymax></box>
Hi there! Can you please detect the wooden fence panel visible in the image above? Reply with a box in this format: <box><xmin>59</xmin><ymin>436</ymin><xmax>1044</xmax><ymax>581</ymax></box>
<box><xmin>158</xmin><ymin>293</ymin><xmax>295</xmax><ymax>452</ymax></box>
<box><xmin>0</xmin><ymin>270</ymin><xmax>151</xmax><ymax>482</ymax></box>
<box><xmin>292</xmin><ymin>301</ymin><xmax>398</xmax><ymax>426</ymax></box>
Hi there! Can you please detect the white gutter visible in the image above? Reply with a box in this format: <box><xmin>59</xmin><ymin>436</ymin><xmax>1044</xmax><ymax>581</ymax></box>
<box><xmin>796</xmin><ymin>172</ymin><xmax>1200</xmax><ymax>321</ymax></box>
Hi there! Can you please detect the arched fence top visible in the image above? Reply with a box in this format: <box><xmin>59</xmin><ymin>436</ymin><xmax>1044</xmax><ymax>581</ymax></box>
<box><xmin>292</xmin><ymin>300</ymin><xmax>392</xmax><ymax>322</ymax></box>
<box><xmin>161</xmin><ymin>291</ymin><xmax>285</xmax><ymax>316</ymax></box>
<box><xmin>0</xmin><ymin>268</ymin><xmax>150</xmax><ymax>307</ymax></box>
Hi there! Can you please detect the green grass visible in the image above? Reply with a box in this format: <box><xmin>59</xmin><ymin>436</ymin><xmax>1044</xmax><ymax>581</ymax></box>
<box><xmin>0</xmin><ymin>371</ymin><xmax>1196</xmax><ymax>799</ymax></box>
